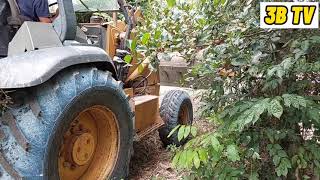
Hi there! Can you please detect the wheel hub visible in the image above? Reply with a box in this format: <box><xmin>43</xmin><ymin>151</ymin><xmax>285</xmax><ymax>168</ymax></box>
<box><xmin>58</xmin><ymin>106</ymin><xmax>120</xmax><ymax>180</ymax></box>
<box><xmin>72</xmin><ymin>133</ymin><xmax>95</xmax><ymax>166</ymax></box>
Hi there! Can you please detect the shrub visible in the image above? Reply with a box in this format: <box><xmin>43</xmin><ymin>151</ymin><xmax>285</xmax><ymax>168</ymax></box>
<box><xmin>171</xmin><ymin>0</ymin><xmax>320</xmax><ymax>179</ymax></box>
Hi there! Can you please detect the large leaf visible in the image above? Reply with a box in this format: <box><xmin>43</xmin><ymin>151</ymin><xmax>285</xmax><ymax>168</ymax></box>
<box><xmin>178</xmin><ymin>125</ymin><xmax>186</xmax><ymax>142</ymax></box>
<box><xmin>184</xmin><ymin>126</ymin><xmax>191</xmax><ymax>139</ymax></box>
<box><xmin>233</xmin><ymin>99</ymin><xmax>269</xmax><ymax>129</ymax></box>
<box><xmin>226</xmin><ymin>145</ymin><xmax>240</xmax><ymax>162</ymax></box>
<box><xmin>141</xmin><ymin>33</ymin><xmax>151</xmax><ymax>45</ymax></box>
<box><xmin>178</xmin><ymin>150</ymin><xmax>187</xmax><ymax>169</ymax></box>
<box><xmin>193</xmin><ymin>152</ymin><xmax>201</xmax><ymax>169</ymax></box>
<box><xmin>172</xmin><ymin>152</ymin><xmax>180</xmax><ymax>168</ymax></box>
<box><xmin>191</xmin><ymin>126</ymin><xmax>197</xmax><ymax>137</ymax></box>
<box><xmin>282</xmin><ymin>94</ymin><xmax>307</xmax><ymax>109</ymax></box>
<box><xmin>168</xmin><ymin>125</ymin><xmax>180</xmax><ymax>138</ymax></box>
<box><xmin>124</xmin><ymin>55</ymin><xmax>132</xmax><ymax>64</ymax></box>
<box><xmin>198</xmin><ymin>149</ymin><xmax>208</xmax><ymax>163</ymax></box>
<box><xmin>268</xmin><ymin>99</ymin><xmax>283</xmax><ymax>119</ymax></box>
<box><xmin>210</xmin><ymin>136</ymin><xmax>221</xmax><ymax>152</ymax></box>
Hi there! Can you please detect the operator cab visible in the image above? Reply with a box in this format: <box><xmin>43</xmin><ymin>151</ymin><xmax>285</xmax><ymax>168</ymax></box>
<box><xmin>0</xmin><ymin>0</ymin><xmax>121</xmax><ymax>58</ymax></box>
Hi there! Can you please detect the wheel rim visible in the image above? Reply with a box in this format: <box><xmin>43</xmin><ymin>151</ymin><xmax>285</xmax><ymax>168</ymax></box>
<box><xmin>58</xmin><ymin>106</ymin><xmax>119</xmax><ymax>180</ymax></box>
<box><xmin>179</xmin><ymin>103</ymin><xmax>190</xmax><ymax>125</ymax></box>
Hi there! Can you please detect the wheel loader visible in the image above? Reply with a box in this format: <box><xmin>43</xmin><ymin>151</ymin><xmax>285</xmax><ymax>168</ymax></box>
<box><xmin>0</xmin><ymin>0</ymin><xmax>193</xmax><ymax>179</ymax></box>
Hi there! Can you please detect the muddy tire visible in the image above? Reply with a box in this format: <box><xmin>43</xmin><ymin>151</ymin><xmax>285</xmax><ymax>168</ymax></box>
<box><xmin>158</xmin><ymin>90</ymin><xmax>193</xmax><ymax>147</ymax></box>
<box><xmin>0</xmin><ymin>67</ymin><xmax>133</xmax><ymax>179</ymax></box>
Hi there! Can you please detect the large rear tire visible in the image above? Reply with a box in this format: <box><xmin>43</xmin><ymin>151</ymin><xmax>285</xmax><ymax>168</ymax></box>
<box><xmin>0</xmin><ymin>67</ymin><xmax>133</xmax><ymax>179</ymax></box>
<box><xmin>158</xmin><ymin>90</ymin><xmax>193</xmax><ymax>147</ymax></box>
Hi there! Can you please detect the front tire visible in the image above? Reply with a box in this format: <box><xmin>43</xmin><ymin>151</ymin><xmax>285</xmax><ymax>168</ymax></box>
<box><xmin>0</xmin><ymin>67</ymin><xmax>133</xmax><ymax>179</ymax></box>
<box><xmin>158</xmin><ymin>90</ymin><xmax>193</xmax><ymax>147</ymax></box>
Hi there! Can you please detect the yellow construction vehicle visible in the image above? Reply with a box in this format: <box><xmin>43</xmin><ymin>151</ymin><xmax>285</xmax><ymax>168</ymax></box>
<box><xmin>0</xmin><ymin>0</ymin><xmax>193</xmax><ymax>179</ymax></box>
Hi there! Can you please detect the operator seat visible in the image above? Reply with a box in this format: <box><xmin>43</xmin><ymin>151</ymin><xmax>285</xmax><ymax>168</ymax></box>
<box><xmin>0</xmin><ymin>0</ymin><xmax>10</xmax><ymax>58</ymax></box>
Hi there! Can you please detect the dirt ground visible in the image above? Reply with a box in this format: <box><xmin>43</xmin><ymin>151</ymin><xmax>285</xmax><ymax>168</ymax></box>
<box><xmin>128</xmin><ymin>120</ymin><xmax>211</xmax><ymax>180</ymax></box>
<box><xmin>128</xmin><ymin>86</ymin><xmax>207</xmax><ymax>180</ymax></box>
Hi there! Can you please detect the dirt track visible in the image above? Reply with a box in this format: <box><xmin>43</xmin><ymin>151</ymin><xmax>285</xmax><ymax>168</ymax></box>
<box><xmin>129</xmin><ymin>86</ymin><xmax>205</xmax><ymax>180</ymax></box>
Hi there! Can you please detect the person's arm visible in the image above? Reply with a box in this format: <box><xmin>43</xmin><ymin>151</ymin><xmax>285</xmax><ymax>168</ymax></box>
<box><xmin>38</xmin><ymin>17</ymin><xmax>51</xmax><ymax>23</ymax></box>
<box><xmin>34</xmin><ymin>0</ymin><xmax>54</xmax><ymax>23</ymax></box>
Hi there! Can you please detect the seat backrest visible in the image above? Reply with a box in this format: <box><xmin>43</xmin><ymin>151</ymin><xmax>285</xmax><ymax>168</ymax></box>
<box><xmin>0</xmin><ymin>0</ymin><xmax>10</xmax><ymax>25</ymax></box>
<box><xmin>0</xmin><ymin>0</ymin><xmax>10</xmax><ymax>57</ymax></box>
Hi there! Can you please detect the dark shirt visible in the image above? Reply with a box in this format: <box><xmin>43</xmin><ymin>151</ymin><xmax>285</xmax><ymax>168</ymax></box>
<box><xmin>17</xmin><ymin>0</ymin><xmax>50</xmax><ymax>21</ymax></box>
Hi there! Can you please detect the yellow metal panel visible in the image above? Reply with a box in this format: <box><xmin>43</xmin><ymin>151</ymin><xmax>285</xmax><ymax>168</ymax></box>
<box><xmin>133</xmin><ymin>95</ymin><xmax>160</xmax><ymax>132</ymax></box>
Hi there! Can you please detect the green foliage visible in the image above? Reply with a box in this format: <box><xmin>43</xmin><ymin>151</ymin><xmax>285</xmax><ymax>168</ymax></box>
<box><xmin>131</xmin><ymin>0</ymin><xmax>320</xmax><ymax>178</ymax></box>
<box><xmin>143</xmin><ymin>0</ymin><xmax>320</xmax><ymax>179</ymax></box>
<box><xmin>131</xmin><ymin>0</ymin><xmax>203</xmax><ymax>67</ymax></box>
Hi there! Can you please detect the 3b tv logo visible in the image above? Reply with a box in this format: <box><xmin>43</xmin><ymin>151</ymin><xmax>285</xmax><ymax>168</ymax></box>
<box><xmin>260</xmin><ymin>2</ymin><xmax>319</xmax><ymax>29</ymax></box>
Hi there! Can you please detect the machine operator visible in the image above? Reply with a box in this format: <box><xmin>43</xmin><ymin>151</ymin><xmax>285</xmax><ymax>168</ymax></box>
<box><xmin>17</xmin><ymin>0</ymin><xmax>58</xmax><ymax>23</ymax></box>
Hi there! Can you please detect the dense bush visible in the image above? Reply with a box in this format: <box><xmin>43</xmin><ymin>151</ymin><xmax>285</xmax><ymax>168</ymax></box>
<box><xmin>144</xmin><ymin>0</ymin><xmax>320</xmax><ymax>179</ymax></box>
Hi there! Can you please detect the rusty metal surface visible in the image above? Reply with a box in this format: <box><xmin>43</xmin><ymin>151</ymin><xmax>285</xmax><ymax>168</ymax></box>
<box><xmin>134</xmin><ymin>115</ymin><xmax>164</xmax><ymax>141</ymax></box>
<box><xmin>133</xmin><ymin>95</ymin><xmax>160</xmax><ymax>133</ymax></box>
<box><xmin>0</xmin><ymin>46</ymin><xmax>113</xmax><ymax>89</ymax></box>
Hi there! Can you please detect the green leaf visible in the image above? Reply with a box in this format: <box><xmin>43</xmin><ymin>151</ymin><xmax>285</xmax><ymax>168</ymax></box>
<box><xmin>273</xmin><ymin>155</ymin><xmax>281</xmax><ymax>166</ymax></box>
<box><xmin>268</xmin><ymin>99</ymin><xmax>283</xmax><ymax>119</ymax></box>
<box><xmin>178</xmin><ymin>125</ymin><xmax>186</xmax><ymax>142</ymax></box>
<box><xmin>282</xmin><ymin>94</ymin><xmax>306</xmax><ymax>109</ymax></box>
<box><xmin>166</xmin><ymin>0</ymin><xmax>176</xmax><ymax>8</ymax></box>
<box><xmin>214</xmin><ymin>0</ymin><xmax>220</xmax><ymax>6</ymax></box>
<box><xmin>193</xmin><ymin>152</ymin><xmax>200</xmax><ymax>169</ymax></box>
<box><xmin>191</xmin><ymin>126</ymin><xmax>197</xmax><ymax>137</ymax></box>
<box><xmin>141</xmin><ymin>33</ymin><xmax>151</xmax><ymax>45</ymax></box>
<box><xmin>307</xmin><ymin>107</ymin><xmax>320</xmax><ymax>122</ymax></box>
<box><xmin>198</xmin><ymin>149</ymin><xmax>208</xmax><ymax>163</ymax></box>
<box><xmin>283</xmin><ymin>94</ymin><xmax>294</xmax><ymax>107</ymax></box>
<box><xmin>278</xmin><ymin>150</ymin><xmax>287</xmax><ymax>158</ymax></box>
<box><xmin>210</xmin><ymin>136</ymin><xmax>221</xmax><ymax>152</ymax></box>
<box><xmin>276</xmin><ymin>158</ymin><xmax>291</xmax><ymax>176</ymax></box>
<box><xmin>226</xmin><ymin>144</ymin><xmax>240</xmax><ymax>162</ymax></box>
<box><xmin>124</xmin><ymin>55</ymin><xmax>132</xmax><ymax>64</ymax></box>
<box><xmin>282</xmin><ymin>158</ymin><xmax>292</xmax><ymax>168</ymax></box>
<box><xmin>220</xmin><ymin>0</ymin><xmax>227</xmax><ymax>6</ymax></box>
<box><xmin>184</xmin><ymin>126</ymin><xmax>191</xmax><ymax>139</ymax></box>
<box><xmin>154</xmin><ymin>30</ymin><xmax>162</xmax><ymax>40</ymax></box>
<box><xmin>138</xmin><ymin>64</ymin><xmax>145</xmax><ymax>74</ymax></box>
<box><xmin>178</xmin><ymin>150</ymin><xmax>187</xmax><ymax>169</ymax></box>
<box><xmin>172</xmin><ymin>152</ymin><xmax>180</xmax><ymax>168</ymax></box>
<box><xmin>186</xmin><ymin>150</ymin><xmax>194</xmax><ymax>168</ymax></box>
<box><xmin>168</xmin><ymin>125</ymin><xmax>180</xmax><ymax>138</ymax></box>
<box><xmin>131</xmin><ymin>38</ymin><xmax>137</xmax><ymax>52</ymax></box>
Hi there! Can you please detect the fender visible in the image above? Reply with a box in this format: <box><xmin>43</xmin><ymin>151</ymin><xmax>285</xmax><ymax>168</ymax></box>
<box><xmin>0</xmin><ymin>46</ymin><xmax>117</xmax><ymax>89</ymax></box>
